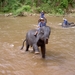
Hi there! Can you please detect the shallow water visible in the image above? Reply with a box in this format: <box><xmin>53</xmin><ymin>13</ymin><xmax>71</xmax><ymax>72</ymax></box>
<box><xmin>0</xmin><ymin>15</ymin><xmax>75</xmax><ymax>75</ymax></box>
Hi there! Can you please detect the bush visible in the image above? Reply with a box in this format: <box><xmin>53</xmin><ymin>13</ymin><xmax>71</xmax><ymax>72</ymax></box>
<box><xmin>2</xmin><ymin>0</ymin><xmax>21</xmax><ymax>12</ymax></box>
<box><xmin>2</xmin><ymin>6</ymin><xmax>9</xmax><ymax>12</ymax></box>
<box><xmin>35</xmin><ymin>7</ymin><xmax>41</xmax><ymax>13</ymax></box>
<box><xmin>13</xmin><ymin>5</ymin><xmax>31</xmax><ymax>16</ymax></box>
<box><xmin>41</xmin><ymin>3</ymin><xmax>51</xmax><ymax>13</ymax></box>
<box><xmin>34</xmin><ymin>3</ymin><xmax>51</xmax><ymax>13</ymax></box>
<box><xmin>56</xmin><ymin>8</ymin><xmax>64</xmax><ymax>14</ymax></box>
<box><xmin>22</xmin><ymin>5</ymin><xmax>31</xmax><ymax>11</ymax></box>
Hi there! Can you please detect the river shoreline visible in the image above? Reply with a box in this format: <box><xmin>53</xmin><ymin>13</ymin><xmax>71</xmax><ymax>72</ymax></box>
<box><xmin>0</xmin><ymin>12</ymin><xmax>75</xmax><ymax>17</ymax></box>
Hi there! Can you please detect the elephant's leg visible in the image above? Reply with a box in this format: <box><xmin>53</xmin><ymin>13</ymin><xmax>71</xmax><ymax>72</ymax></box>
<box><xmin>33</xmin><ymin>44</ymin><xmax>39</xmax><ymax>54</ymax></box>
<box><xmin>33</xmin><ymin>47</ymin><xmax>35</xmax><ymax>52</ymax></box>
<box><xmin>26</xmin><ymin>44</ymin><xmax>29</xmax><ymax>51</ymax></box>
<box><xmin>41</xmin><ymin>44</ymin><xmax>46</xmax><ymax>58</ymax></box>
<box><xmin>25</xmin><ymin>40</ymin><xmax>29</xmax><ymax>51</ymax></box>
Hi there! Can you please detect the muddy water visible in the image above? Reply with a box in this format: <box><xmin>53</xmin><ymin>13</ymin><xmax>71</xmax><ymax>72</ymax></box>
<box><xmin>0</xmin><ymin>15</ymin><xmax>75</xmax><ymax>75</ymax></box>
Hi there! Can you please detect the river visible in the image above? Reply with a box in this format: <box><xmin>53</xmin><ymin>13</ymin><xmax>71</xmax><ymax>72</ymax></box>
<box><xmin>0</xmin><ymin>15</ymin><xmax>75</xmax><ymax>75</ymax></box>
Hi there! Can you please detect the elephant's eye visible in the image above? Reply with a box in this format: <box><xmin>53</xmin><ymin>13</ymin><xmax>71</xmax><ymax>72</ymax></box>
<box><xmin>40</xmin><ymin>30</ymin><xmax>44</xmax><ymax>34</ymax></box>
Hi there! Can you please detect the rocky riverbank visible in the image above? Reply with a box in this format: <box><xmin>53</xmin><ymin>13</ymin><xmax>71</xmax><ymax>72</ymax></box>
<box><xmin>0</xmin><ymin>12</ymin><xmax>75</xmax><ymax>17</ymax></box>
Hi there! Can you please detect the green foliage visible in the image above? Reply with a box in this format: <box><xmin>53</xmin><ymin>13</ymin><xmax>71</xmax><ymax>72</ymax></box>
<box><xmin>35</xmin><ymin>7</ymin><xmax>41</xmax><ymax>13</ymax></box>
<box><xmin>2</xmin><ymin>0</ymin><xmax>21</xmax><ymax>12</ymax></box>
<box><xmin>25</xmin><ymin>0</ymin><xmax>32</xmax><ymax>5</ymax></box>
<box><xmin>73</xmin><ymin>3</ymin><xmax>75</xmax><ymax>8</ymax></box>
<box><xmin>71</xmin><ymin>0</ymin><xmax>75</xmax><ymax>8</ymax></box>
<box><xmin>13</xmin><ymin>5</ymin><xmax>31</xmax><ymax>16</ymax></box>
<box><xmin>0</xmin><ymin>0</ymin><xmax>75</xmax><ymax>15</ymax></box>
<box><xmin>34</xmin><ymin>3</ymin><xmax>51</xmax><ymax>13</ymax></box>
<box><xmin>22</xmin><ymin>5</ymin><xmax>31</xmax><ymax>11</ymax></box>
<box><xmin>47</xmin><ymin>0</ymin><xmax>51</xmax><ymax>5</ymax></box>
<box><xmin>56</xmin><ymin>7</ymin><xmax>64</xmax><ymax>14</ymax></box>
<box><xmin>60</xmin><ymin>0</ymin><xmax>68</xmax><ymax>8</ymax></box>
<box><xmin>40</xmin><ymin>3</ymin><xmax>51</xmax><ymax>13</ymax></box>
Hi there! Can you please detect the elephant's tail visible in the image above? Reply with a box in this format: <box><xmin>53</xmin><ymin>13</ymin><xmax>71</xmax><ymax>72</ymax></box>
<box><xmin>20</xmin><ymin>39</ymin><xmax>26</xmax><ymax>50</ymax></box>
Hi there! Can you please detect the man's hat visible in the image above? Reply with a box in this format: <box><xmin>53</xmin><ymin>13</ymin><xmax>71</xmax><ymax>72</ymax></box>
<box><xmin>63</xmin><ymin>18</ymin><xmax>67</xmax><ymax>21</ymax></box>
<box><xmin>40</xmin><ymin>18</ymin><xmax>44</xmax><ymax>21</ymax></box>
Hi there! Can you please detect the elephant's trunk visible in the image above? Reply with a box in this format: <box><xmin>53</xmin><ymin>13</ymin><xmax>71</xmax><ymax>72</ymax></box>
<box><xmin>45</xmin><ymin>38</ymin><xmax>48</xmax><ymax>44</ymax></box>
<box><xmin>41</xmin><ymin>36</ymin><xmax>48</xmax><ymax>44</ymax></box>
<box><xmin>44</xmin><ymin>37</ymin><xmax>49</xmax><ymax>44</ymax></box>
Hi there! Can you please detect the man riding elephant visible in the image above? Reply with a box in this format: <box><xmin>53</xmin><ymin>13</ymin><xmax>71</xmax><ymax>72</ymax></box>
<box><xmin>34</xmin><ymin>18</ymin><xmax>46</xmax><ymax>36</ymax></box>
<box><xmin>62</xmin><ymin>18</ymin><xmax>75</xmax><ymax>27</ymax></box>
<box><xmin>20</xmin><ymin>25</ymin><xmax>51</xmax><ymax>58</ymax></box>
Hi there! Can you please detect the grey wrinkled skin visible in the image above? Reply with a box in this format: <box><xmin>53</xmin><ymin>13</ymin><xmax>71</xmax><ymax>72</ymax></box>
<box><xmin>20</xmin><ymin>26</ymin><xmax>51</xmax><ymax>58</ymax></box>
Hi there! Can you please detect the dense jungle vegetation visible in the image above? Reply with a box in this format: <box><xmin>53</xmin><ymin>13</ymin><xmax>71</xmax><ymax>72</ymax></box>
<box><xmin>0</xmin><ymin>0</ymin><xmax>75</xmax><ymax>16</ymax></box>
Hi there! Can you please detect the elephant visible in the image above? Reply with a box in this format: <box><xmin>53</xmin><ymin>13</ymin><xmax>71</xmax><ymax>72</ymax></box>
<box><xmin>20</xmin><ymin>26</ymin><xmax>51</xmax><ymax>58</ymax></box>
<box><xmin>62</xmin><ymin>22</ymin><xmax>75</xmax><ymax>27</ymax></box>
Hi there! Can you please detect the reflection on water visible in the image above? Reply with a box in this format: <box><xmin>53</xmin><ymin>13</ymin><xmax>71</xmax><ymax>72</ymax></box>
<box><xmin>0</xmin><ymin>15</ymin><xmax>75</xmax><ymax>75</ymax></box>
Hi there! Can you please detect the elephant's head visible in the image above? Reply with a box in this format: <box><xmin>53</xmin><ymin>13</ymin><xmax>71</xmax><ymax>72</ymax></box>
<box><xmin>38</xmin><ymin>26</ymin><xmax>51</xmax><ymax>44</ymax></box>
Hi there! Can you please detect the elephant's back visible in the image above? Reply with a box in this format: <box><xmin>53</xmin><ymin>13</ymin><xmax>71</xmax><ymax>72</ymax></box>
<box><xmin>27</xmin><ymin>29</ymin><xmax>36</xmax><ymax>35</ymax></box>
